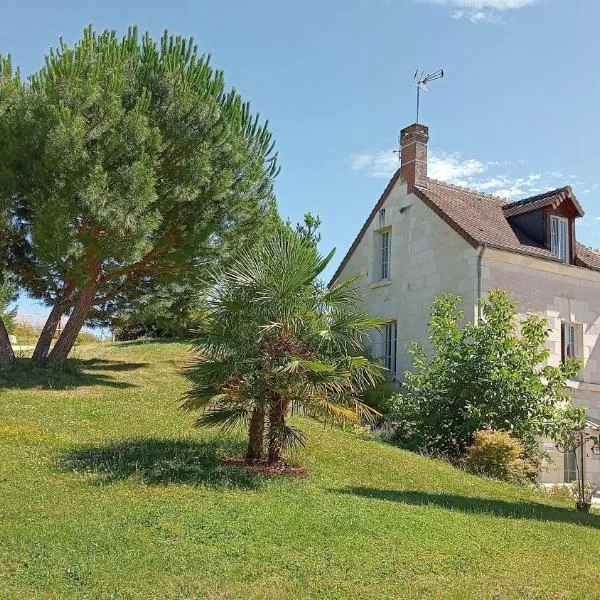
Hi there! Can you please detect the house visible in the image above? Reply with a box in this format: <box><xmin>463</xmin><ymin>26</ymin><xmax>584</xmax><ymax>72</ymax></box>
<box><xmin>331</xmin><ymin>122</ymin><xmax>600</xmax><ymax>486</ymax></box>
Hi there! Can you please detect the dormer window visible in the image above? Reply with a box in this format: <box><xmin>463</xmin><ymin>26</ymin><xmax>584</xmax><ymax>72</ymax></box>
<box><xmin>550</xmin><ymin>216</ymin><xmax>569</xmax><ymax>262</ymax></box>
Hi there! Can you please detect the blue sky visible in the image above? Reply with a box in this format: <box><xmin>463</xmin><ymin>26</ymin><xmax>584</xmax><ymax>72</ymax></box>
<box><xmin>3</xmin><ymin>0</ymin><xmax>600</xmax><ymax>320</ymax></box>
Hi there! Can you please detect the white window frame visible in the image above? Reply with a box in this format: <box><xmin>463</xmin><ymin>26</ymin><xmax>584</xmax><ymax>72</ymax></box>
<box><xmin>550</xmin><ymin>215</ymin><xmax>569</xmax><ymax>263</ymax></box>
<box><xmin>379</xmin><ymin>229</ymin><xmax>391</xmax><ymax>281</ymax></box>
<box><xmin>564</xmin><ymin>450</ymin><xmax>577</xmax><ymax>483</ymax></box>
<box><xmin>383</xmin><ymin>321</ymin><xmax>397</xmax><ymax>377</ymax></box>
<box><xmin>561</xmin><ymin>322</ymin><xmax>578</xmax><ymax>362</ymax></box>
<box><xmin>378</xmin><ymin>208</ymin><xmax>386</xmax><ymax>228</ymax></box>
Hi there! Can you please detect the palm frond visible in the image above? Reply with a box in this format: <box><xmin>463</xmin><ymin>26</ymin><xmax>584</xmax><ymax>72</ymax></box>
<box><xmin>282</xmin><ymin>424</ymin><xmax>308</xmax><ymax>452</ymax></box>
<box><xmin>193</xmin><ymin>405</ymin><xmax>252</xmax><ymax>431</ymax></box>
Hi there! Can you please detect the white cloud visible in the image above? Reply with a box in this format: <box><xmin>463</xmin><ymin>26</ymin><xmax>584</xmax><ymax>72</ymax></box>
<box><xmin>428</xmin><ymin>151</ymin><xmax>487</xmax><ymax>185</ymax></box>
<box><xmin>419</xmin><ymin>0</ymin><xmax>539</xmax><ymax>23</ymax></box>
<box><xmin>350</xmin><ymin>146</ymin><xmax>592</xmax><ymax>201</ymax></box>
<box><xmin>423</xmin><ymin>0</ymin><xmax>538</xmax><ymax>8</ymax></box>
<box><xmin>350</xmin><ymin>151</ymin><xmax>399</xmax><ymax>179</ymax></box>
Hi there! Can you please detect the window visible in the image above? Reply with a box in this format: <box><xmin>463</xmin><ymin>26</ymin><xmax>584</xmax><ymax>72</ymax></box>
<box><xmin>564</xmin><ymin>450</ymin><xmax>577</xmax><ymax>483</ymax></box>
<box><xmin>379</xmin><ymin>230</ymin><xmax>390</xmax><ymax>280</ymax></box>
<box><xmin>561</xmin><ymin>322</ymin><xmax>577</xmax><ymax>362</ymax></box>
<box><xmin>383</xmin><ymin>321</ymin><xmax>397</xmax><ymax>377</ymax></box>
<box><xmin>550</xmin><ymin>216</ymin><xmax>569</xmax><ymax>262</ymax></box>
<box><xmin>378</xmin><ymin>208</ymin><xmax>386</xmax><ymax>228</ymax></box>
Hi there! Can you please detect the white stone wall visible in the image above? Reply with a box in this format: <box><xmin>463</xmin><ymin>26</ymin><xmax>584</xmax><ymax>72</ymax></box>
<box><xmin>482</xmin><ymin>249</ymin><xmax>600</xmax><ymax>486</ymax></box>
<box><xmin>337</xmin><ymin>185</ymin><xmax>600</xmax><ymax>486</ymax></box>
<box><xmin>337</xmin><ymin>178</ymin><xmax>478</xmax><ymax>377</ymax></box>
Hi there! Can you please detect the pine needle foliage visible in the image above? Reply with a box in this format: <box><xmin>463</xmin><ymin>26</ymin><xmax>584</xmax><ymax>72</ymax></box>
<box><xmin>0</xmin><ymin>26</ymin><xmax>279</xmax><ymax>363</ymax></box>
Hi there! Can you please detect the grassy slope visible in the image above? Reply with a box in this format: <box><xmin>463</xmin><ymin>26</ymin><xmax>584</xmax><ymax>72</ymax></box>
<box><xmin>1</xmin><ymin>341</ymin><xmax>599</xmax><ymax>600</ymax></box>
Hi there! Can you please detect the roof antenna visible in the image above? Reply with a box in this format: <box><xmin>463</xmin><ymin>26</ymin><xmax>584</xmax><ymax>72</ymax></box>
<box><xmin>414</xmin><ymin>68</ymin><xmax>444</xmax><ymax>123</ymax></box>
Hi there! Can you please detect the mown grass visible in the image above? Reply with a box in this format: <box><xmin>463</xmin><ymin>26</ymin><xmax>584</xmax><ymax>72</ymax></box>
<box><xmin>1</xmin><ymin>340</ymin><xmax>600</xmax><ymax>599</ymax></box>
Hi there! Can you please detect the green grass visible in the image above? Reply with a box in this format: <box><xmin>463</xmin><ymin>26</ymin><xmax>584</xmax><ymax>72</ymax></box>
<box><xmin>1</xmin><ymin>341</ymin><xmax>600</xmax><ymax>599</ymax></box>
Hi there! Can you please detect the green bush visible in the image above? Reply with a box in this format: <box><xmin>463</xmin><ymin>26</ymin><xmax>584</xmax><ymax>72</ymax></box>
<box><xmin>464</xmin><ymin>429</ymin><xmax>536</xmax><ymax>484</ymax></box>
<box><xmin>361</xmin><ymin>381</ymin><xmax>397</xmax><ymax>415</ymax></box>
<box><xmin>388</xmin><ymin>290</ymin><xmax>583</xmax><ymax>458</ymax></box>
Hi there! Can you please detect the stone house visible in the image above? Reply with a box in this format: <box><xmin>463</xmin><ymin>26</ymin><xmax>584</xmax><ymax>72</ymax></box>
<box><xmin>330</xmin><ymin>122</ymin><xmax>600</xmax><ymax>486</ymax></box>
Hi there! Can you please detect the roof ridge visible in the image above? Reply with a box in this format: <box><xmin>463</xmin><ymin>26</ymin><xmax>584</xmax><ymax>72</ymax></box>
<box><xmin>426</xmin><ymin>178</ymin><xmax>507</xmax><ymax>203</ymax></box>
<box><xmin>577</xmin><ymin>241</ymin><xmax>600</xmax><ymax>255</ymax></box>
<box><xmin>503</xmin><ymin>186</ymin><xmax>571</xmax><ymax>209</ymax></box>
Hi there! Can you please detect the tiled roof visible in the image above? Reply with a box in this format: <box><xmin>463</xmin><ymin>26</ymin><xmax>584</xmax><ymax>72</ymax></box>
<box><xmin>502</xmin><ymin>186</ymin><xmax>584</xmax><ymax>218</ymax></box>
<box><xmin>414</xmin><ymin>179</ymin><xmax>562</xmax><ymax>262</ymax></box>
<box><xmin>329</xmin><ymin>172</ymin><xmax>600</xmax><ymax>285</ymax></box>
<box><xmin>576</xmin><ymin>242</ymin><xmax>600</xmax><ymax>271</ymax></box>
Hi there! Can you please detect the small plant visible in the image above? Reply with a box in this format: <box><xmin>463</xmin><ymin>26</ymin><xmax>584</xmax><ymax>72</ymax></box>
<box><xmin>569</xmin><ymin>478</ymin><xmax>594</xmax><ymax>513</ymax></box>
<box><xmin>388</xmin><ymin>290</ymin><xmax>583</xmax><ymax>459</ymax></box>
<box><xmin>464</xmin><ymin>429</ymin><xmax>537</xmax><ymax>484</ymax></box>
<box><xmin>541</xmin><ymin>484</ymin><xmax>574</xmax><ymax>503</ymax></box>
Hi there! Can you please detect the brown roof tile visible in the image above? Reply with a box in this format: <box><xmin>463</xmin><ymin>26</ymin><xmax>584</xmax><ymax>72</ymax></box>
<box><xmin>502</xmin><ymin>186</ymin><xmax>584</xmax><ymax>218</ymax></box>
<box><xmin>330</xmin><ymin>174</ymin><xmax>600</xmax><ymax>285</ymax></box>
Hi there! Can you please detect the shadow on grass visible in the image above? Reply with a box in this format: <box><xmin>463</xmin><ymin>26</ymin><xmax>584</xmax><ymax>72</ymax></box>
<box><xmin>115</xmin><ymin>337</ymin><xmax>191</xmax><ymax>347</ymax></box>
<box><xmin>0</xmin><ymin>357</ymin><xmax>148</xmax><ymax>390</ymax></box>
<box><xmin>57</xmin><ymin>437</ymin><xmax>264</xmax><ymax>489</ymax></box>
<box><xmin>337</xmin><ymin>487</ymin><xmax>600</xmax><ymax>529</ymax></box>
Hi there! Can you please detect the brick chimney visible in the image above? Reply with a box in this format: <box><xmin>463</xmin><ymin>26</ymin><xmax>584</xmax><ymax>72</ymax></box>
<box><xmin>399</xmin><ymin>123</ymin><xmax>429</xmax><ymax>191</ymax></box>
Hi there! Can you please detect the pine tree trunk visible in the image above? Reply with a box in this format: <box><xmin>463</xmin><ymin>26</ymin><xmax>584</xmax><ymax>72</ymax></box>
<box><xmin>268</xmin><ymin>395</ymin><xmax>287</xmax><ymax>465</ymax></box>
<box><xmin>0</xmin><ymin>317</ymin><xmax>15</xmax><ymax>367</ymax></box>
<box><xmin>46</xmin><ymin>284</ymin><xmax>98</xmax><ymax>365</ymax></box>
<box><xmin>246</xmin><ymin>404</ymin><xmax>265</xmax><ymax>463</ymax></box>
<box><xmin>32</xmin><ymin>298</ymin><xmax>69</xmax><ymax>364</ymax></box>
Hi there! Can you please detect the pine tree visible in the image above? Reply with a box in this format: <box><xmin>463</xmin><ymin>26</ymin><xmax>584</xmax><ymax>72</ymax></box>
<box><xmin>1</xmin><ymin>27</ymin><xmax>278</xmax><ymax>364</ymax></box>
<box><xmin>0</xmin><ymin>55</ymin><xmax>20</xmax><ymax>366</ymax></box>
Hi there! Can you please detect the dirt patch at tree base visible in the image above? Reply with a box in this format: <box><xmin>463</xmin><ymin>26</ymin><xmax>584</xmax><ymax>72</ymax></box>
<box><xmin>221</xmin><ymin>457</ymin><xmax>308</xmax><ymax>478</ymax></box>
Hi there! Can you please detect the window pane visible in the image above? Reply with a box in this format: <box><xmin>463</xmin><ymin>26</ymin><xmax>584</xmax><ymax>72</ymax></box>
<box><xmin>561</xmin><ymin>323</ymin><xmax>577</xmax><ymax>361</ymax></box>
<box><xmin>380</xmin><ymin>231</ymin><xmax>390</xmax><ymax>280</ymax></box>
<box><xmin>551</xmin><ymin>218</ymin><xmax>559</xmax><ymax>257</ymax></box>
<box><xmin>383</xmin><ymin>322</ymin><xmax>397</xmax><ymax>376</ymax></box>
<box><xmin>550</xmin><ymin>217</ymin><xmax>569</xmax><ymax>262</ymax></box>
<box><xmin>559</xmin><ymin>219</ymin><xmax>568</xmax><ymax>262</ymax></box>
<box><xmin>564</xmin><ymin>450</ymin><xmax>577</xmax><ymax>483</ymax></box>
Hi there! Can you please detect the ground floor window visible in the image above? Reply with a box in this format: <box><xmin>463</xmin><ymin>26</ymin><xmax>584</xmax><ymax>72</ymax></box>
<box><xmin>382</xmin><ymin>321</ymin><xmax>397</xmax><ymax>378</ymax></box>
<box><xmin>564</xmin><ymin>450</ymin><xmax>577</xmax><ymax>483</ymax></box>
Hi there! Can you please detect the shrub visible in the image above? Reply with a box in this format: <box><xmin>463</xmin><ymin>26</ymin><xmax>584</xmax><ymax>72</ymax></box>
<box><xmin>464</xmin><ymin>429</ymin><xmax>536</xmax><ymax>484</ymax></box>
<box><xmin>75</xmin><ymin>331</ymin><xmax>100</xmax><ymax>345</ymax></box>
<box><xmin>12</xmin><ymin>321</ymin><xmax>40</xmax><ymax>344</ymax></box>
<box><xmin>361</xmin><ymin>381</ymin><xmax>397</xmax><ymax>415</ymax></box>
<box><xmin>388</xmin><ymin>290</ymin><xmax>583</xmax><ymax>458</ymax></box>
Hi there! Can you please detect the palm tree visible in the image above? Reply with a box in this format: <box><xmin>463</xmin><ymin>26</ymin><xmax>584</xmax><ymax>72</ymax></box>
<box><xmin>183</xmin><ymin>227</ymin><xmax>387</xmax><ymax>465</ymax></box>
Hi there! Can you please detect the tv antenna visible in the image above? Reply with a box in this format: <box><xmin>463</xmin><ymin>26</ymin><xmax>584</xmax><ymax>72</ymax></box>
<box><xmin>414</xmin><ymin>68</ymin><xmax>444</xmax><ymax>123</ymax></box>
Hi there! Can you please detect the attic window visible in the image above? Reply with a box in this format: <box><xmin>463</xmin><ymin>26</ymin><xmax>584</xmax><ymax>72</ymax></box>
<box><xmin>550</xmin><ymin>216</ymin><xmax>569</xmax><ymax>262</ymax></box>
<box><xmin>379</xmin><ymin>230</ymin><xmax>391</xmax><ymax>280</ymax></box>
<box><xmin>378</xmin><ymin>208</ymin><xmax>386</xmax><ymax>228</ymax></box>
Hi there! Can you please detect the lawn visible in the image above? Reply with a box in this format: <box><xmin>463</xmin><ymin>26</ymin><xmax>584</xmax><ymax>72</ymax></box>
<box><xmin>1</xmin><ymin>341</ymin><xmax>599</xmax><ymax>599</ymax></box>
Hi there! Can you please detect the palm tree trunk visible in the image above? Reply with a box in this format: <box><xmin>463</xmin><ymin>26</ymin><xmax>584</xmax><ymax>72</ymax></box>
<box><xmin>268</xmin><ymin>395</ymin><xmax>287</xmax><ymax>465</ymax></box>
<box><xmin>46</xmin><ymin>284</ymin><xmax>98</xmax><ymax>365</ymax></box>
<box><xmin>246</xmin><ymin>404</ymin><xmax>265</xmax><ymax>463</ymax></box>
<box><xmin>0</xmin><ymin>317</ymin><xmax>15</xmax><ymax>367</ymax></box>
<box><xmin>32</xmin><ymin>293</ymin><xmax>72</xmax><ymax>363</ymax></box>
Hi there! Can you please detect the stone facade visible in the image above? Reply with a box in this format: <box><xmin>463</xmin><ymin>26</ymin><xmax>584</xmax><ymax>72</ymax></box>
<box><xmin>481</xmin><ymin>248</ymin><xmax>600</xmax><ymax>486</ymax></box>
<box><xmin>336</xmin><ymin>179</ymin><xmax>600</xmax><ymax>486</ymax></box>
<box><xmin>338</xmin><ymin>178</ymin><xmax>478</xmax><ymax>376</ymax></box>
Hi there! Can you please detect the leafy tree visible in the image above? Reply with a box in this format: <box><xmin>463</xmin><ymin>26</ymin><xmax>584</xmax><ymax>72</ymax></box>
<box><xmin>0</xmin><ymin>275</ymin><xmax>17</xmax><ymax>334</ymax></box>
<box><xmin>183</xmin><ymin>227</ymin><xmax>386</xmax><ymax>465</ymax></box>
<box><xmin>1</xmin><ymin>27</ymin><xmax>278</xmax><ymax>364</ymax></box>
<box><xmin>0</xmin><ymin>273</ymin><xmax>17</xmax><ymax>366</ymax></box>
<box><xmin>288</xmin><ymin>212</ymin><xmax>322</xmax><ymax>247</ymax></box>
<box><xmin>389</xmin><ymin>290</ymin><xmax>584</xmax><ymax>460</ymax></box>
<box><xmin>0</xmin><ymin>55</ymin><xmax>20</xmax><ymax>366</ymax></box>
<box><xmin>105</xmin><ymin>275</ymin><xmax>210</xmax><ymax>340</ymax></box>
<box><xmin>109</xmin><ymin>213</ymin><xmax>321</xmax><ymax>342</ymax></box>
